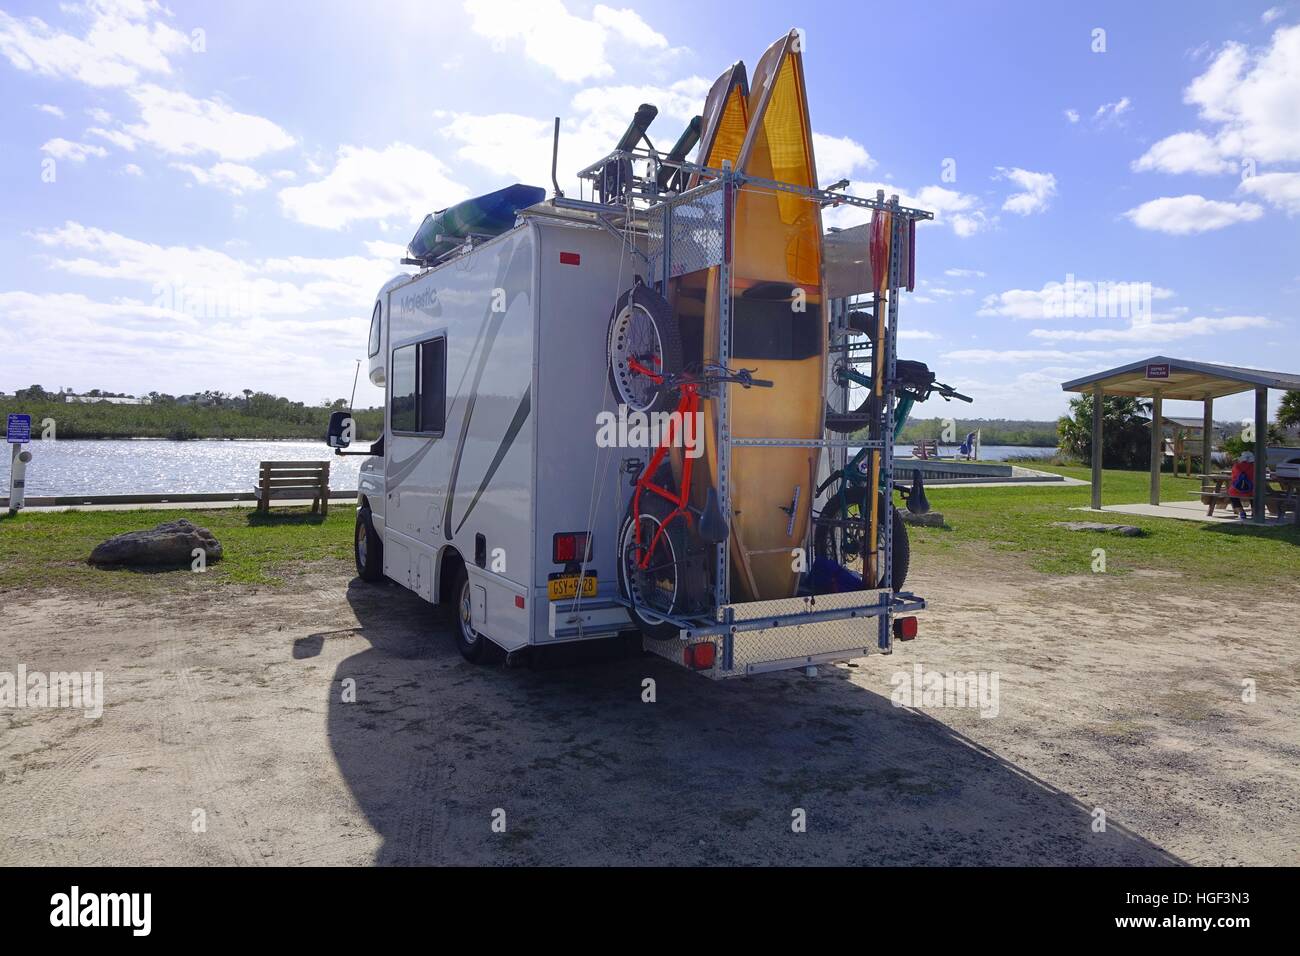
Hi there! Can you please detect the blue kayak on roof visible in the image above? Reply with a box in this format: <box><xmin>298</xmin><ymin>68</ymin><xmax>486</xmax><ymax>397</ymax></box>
<box><xmin>408</xmin><ymin>183</ymin><xmax>546</xmax><ymax>262</ymax></box>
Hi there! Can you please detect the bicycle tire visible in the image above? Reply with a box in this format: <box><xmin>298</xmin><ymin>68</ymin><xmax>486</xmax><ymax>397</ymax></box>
<box><xmin>607</xmin><ymin>281</ymin><xmax>683</xmax><ymax>414</ymax></box>
<box><xmin>812</xmin><ymin>489</ymin><xmax>909</xmax><ymax>591</ymax></box>
<box><xmin>617</xmin><ymin>483</ymin><xmax>691</xmax><ymax>641</ymax></box>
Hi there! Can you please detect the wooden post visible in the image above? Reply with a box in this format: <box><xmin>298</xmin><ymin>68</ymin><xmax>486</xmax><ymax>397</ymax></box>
<box><xmin>1150</xmin><ymin>390</ymin><xmax>1162</xmax><ymax>506</ymax></box>
<box><xmin>1254</xmin><ymin>386</ymin><xmax>1267</xmax><ymax>524</ymax></box>
<box><xmin>1091</xmin><ymin>384</ymin><xmax>1103</xmax><ymax>510</ymax></box>
<box><xmin>1202</xmin><ymin>395</ymin><xmax>1213</xmax><ymax>478</ymax></box>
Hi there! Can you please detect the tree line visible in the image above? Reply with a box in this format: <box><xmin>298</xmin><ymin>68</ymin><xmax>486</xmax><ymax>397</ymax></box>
<box><xmin>0</xmin><ymin>385</ymin><xmax>382</xmax><ymax>441</ymax></box>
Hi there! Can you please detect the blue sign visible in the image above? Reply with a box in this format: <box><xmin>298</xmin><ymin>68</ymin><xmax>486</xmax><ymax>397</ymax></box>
<box><xmin>6</xmin><ymin>413</ymin><xmax>31</xmax><ymax>444</ymax></box>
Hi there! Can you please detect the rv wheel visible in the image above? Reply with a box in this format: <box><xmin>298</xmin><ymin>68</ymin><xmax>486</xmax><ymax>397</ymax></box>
<box><xmin>453</xmin><ymin>566</ymin><xmax>489</xmax><ymax>663</ymax></box>
<box><xmin>355</xmin><ymin>505</ymin><xmax>384</xmax><ymax>582</ymax></box>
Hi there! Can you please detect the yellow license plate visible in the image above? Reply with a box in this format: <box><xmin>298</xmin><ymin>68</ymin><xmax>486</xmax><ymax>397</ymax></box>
<box><xmin>547</xmin><ymin>573</ymin><xmax>597</xmax><ymax>600</ymax></box>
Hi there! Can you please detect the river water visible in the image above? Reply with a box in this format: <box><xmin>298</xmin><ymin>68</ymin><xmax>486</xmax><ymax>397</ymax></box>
<box><xmin>2</xmin><ymin>439</ymin><xmax>362</xmax><ymax>497</ymax></box>
<box><xmin>1</xmin><ymin>439</ymin><xmax>1058</xmax><ymax>498</ymax></box>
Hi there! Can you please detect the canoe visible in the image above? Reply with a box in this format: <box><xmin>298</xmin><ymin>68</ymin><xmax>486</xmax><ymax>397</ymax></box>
<box><xmin>705</xmin><ymin>30</ymin><xmax>826</xmax><ymax>601</ymax></box>
<box><xmin>408</xmin><ymin>183</ymin><xmax>545</xmax><ymax>262</ymax></box>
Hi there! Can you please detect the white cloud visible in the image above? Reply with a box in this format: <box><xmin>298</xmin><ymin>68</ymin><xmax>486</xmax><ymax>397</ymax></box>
<box><xmin>1064</xmin><ymin>109</ymin><xmax>1080</xmax><ymax>124</ymax></box>
<box><xmin>463</xmin><ymin>0</ymin><xmax>672</xmax><ymax>83</ymax></box>
<box><xmin>1123</xmin><ymin>194</ymin><xmax>1264</xmax><ymax>233</ymax></box>
<box><xmin>86</xmin><ymin>107</ymin><xmax>112</xmax><ymax>124</ymax></box>
<box><xmin>1093</xmin><ymin>97</ymin><xmax>1132</xmax><ymax>122</ymax></box>
<box><xmin>899</xmin><ymin>329</ymin><xmax>938</xmax><ymax>341</ymax></box>
<box><xmin>172</xmin><ymin>161</ymin><xmax>269</xmax><ymax>195</ymax></box>
<box><xmin>812</xmin><ymin>133</ymin><xmax>875</xmax><ymax>183</ymax></box>
<box><xmin>279</xmin><ymin>144</ymin><xmax>468</xmax><ymax>230</ymax></box>
<box><xmin>942</xmin><ymin>347</ymin><xmax>1148</xmax><ymax>363</ymax></box>
<box><xmin>87</xmin><ymin>126</ymin><xmax>136</xmax><ymax>150</ymax></box>
<box><xmin>35</xmin><ymin>102</ymin><xmax>64</xmax><ymax>118</ymax></box>
<box><xmin>124</xmin><ymin>85</ymin><xmax>295</xmax><ymax>161</ymax></box>
<box><xmin>997</xmin><ymin>167</ymin><xmax>1057</xmax><ymax>215</ymax></box>
<box><xmin>0</xmin><ymin>1</ymin><xmax>190</xmax><ymax>88</ymax></box>
<box><xmin>1262</xmin><ymin>7</ymin><xmax>1285</xmax><ymax>25</ymax></box>
<box><xmin>1132</xmin><ymin>131</ymin><xmax>1235</xmax><ymax>175</ymax></box>
<box><xmin>122</xmin><ymin>163</ymin><xmax>142</xmax><ymax>176</ymax></box>
<box><xmin>1238</xmin><ymin>170</ymin><xmax>1300</xmax><ymax>214</ymax></box>
<box><xmin>944</xmin><ymin>268</ymin><xmax>985</xmax><ymax>278</ymax></box>
<box><xmin>40</xmin><ymin>137</ymin><xmax>108</xmax><ymax>162</ymax></box>
<box><xmin>1184</xmin><ymin>24</ymin><xmax>1300</xmax><ymax>164</ymax></box>
<box><xmin>591</xmin><ymin>5</ymin><xmax>668</xmax><ymax>48</ymax></box>
<box><xmin>1030</xmin><ymin>314</ymin><xmax>1274</xmax><ymax>343</ymax></box>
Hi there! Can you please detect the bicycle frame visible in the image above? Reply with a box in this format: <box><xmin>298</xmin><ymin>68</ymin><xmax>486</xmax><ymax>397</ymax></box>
<box><xmin>625</xmin><ymin>359</ymin><xmax>700</xmax><ymax>573</ymax></box>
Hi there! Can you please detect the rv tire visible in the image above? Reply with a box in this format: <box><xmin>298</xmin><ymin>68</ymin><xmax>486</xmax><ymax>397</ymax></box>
<box><xmin>453</xmin><ymin>565</ymin><xmax>490</xmax><ymax>663</ymax></box>
<box><xmin>355</xmin><ymin>505</ymin><xmax>384</xmax><ymax>582</ymax></box>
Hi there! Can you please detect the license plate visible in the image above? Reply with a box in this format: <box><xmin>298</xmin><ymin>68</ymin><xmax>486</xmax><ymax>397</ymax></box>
<box><xmin>547</xmin><ymin>572</ymin><xmax>597</xmax><ymax>600</ymax></box>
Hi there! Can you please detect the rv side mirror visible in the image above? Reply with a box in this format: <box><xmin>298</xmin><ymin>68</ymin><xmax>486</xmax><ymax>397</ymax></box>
<box><xmin>326</xmin><ymin>410</ymin><xmax>353</xmax><ymax>448</ymax></box>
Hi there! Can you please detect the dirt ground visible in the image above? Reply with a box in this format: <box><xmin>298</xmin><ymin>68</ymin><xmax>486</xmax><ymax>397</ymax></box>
<box><xmin>2</xmin><ymin>551</ymin><xmax>1297</xmax><ymax>866</ymax></box>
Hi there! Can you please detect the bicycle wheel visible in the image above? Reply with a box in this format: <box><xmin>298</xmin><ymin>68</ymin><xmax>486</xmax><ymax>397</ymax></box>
<box><xmin>617</xmin><ymin>487</ymin><xmax>690</xmax><ymax>640</ymax></box>
<box><xmin>607</xmin><ymin>281</ymin><xmax>683</xmax><ymax>414</ymax></box>
<box><xmin>812</xmin><ymin>489</ymin><xmax>909</xmax><ymax>591</ymax></box>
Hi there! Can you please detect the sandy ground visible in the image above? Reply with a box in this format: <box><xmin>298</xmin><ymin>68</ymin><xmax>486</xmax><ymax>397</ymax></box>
<box><xmin>1</xmin><ymin>552</ymin><xmax>1297</xmax><ymax>866</ymax></box>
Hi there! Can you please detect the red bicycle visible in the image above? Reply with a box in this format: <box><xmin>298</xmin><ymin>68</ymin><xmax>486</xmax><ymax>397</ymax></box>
<box><xmin>606</xmin><ymin>281</ymin><xmax>770</xmax><ymax>638</ymax></box>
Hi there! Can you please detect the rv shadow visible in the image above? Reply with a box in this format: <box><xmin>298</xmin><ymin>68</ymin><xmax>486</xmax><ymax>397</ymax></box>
<box><xmin>325</xmin><ymin>578</ymin><xmax>1183</xmax><ymax>866</ymax></box>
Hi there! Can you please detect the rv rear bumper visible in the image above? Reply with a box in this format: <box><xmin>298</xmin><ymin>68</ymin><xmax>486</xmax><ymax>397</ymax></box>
<box><xmin>644</xmin><ymin>588</ymin><xmax>925</xmax><ymax>679</ymax></box>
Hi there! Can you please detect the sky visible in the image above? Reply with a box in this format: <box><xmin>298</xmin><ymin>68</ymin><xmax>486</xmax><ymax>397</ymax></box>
<box><xmin>1</xmin><ymin>0</ymin><xmax>1297</xmax><ymax>423</ymax></box>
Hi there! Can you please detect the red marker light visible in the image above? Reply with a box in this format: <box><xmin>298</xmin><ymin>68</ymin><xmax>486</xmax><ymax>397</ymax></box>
<box><xmin>515</xmin><ymin>595</ymin><xmax>526</xmax><ymax>609</ymax></box>
<box><xmin>559</xmin><ymin>251</ymin><xmax>580</xmax><ymax>266</ymax></box>
<box><xmin>893</xmin><ymin>616</ymin><xmax>918</xmax><ymax>641</ymax></box>
<box><xmin>684</xmin><ymin>642</ymin><xmax>716</xmax><ymax>670</ymax></box>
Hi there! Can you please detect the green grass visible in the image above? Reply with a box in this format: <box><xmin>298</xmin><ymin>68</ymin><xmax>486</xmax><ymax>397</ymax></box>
<box><xmin>910</xmin><ymin>464</ymin><xmax>1300</xmax><ymax>587</ymax></box>
<box><xmin>0</xmin><ymin>506</ymin><xmax>355</xmax><ymax>595</ymax></box>
<box><xmin>2</xmin><ymin>466</ymin><xmax>1296</xmax><ymax>600</ymax></box>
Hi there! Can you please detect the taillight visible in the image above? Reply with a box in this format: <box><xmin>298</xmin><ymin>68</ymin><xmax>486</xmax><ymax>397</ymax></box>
<box><xmin>893</xmin><ymin>616</ymin><xmax>918</xmax><ymax>641</ymax></box>
<box><xmin>684</xmin><ymin>642</ymin><xmax>716</xmax><ymax>670</ymax></box>
<box><xmin>552</xmin><ymin>532</ymin><xmax>591</xmax><ymax>563</ymax></box>
<box><xmin>559</xmin><ymin>251</ymin><xmax>581</xmax><ymax>266</ymax></box>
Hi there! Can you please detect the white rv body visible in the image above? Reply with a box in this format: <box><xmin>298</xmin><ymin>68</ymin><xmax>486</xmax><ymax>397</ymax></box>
<box><xmin>358</xmin><ymin>212</ymin><xmax>641</xmax><ymax>652</ymax></box>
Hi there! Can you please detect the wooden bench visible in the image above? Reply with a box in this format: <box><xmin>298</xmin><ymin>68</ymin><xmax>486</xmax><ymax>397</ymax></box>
<box><xmin>255</xmin><ymin>460</ymin><xmax>330</xmax><ymax>515</ymax></box>
<box><xmin>912</xmin><ymin>439</ymin><xmax>938</xmax><ymax>459</ymax></box>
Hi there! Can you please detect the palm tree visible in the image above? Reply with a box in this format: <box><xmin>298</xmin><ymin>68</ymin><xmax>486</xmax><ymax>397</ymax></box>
<box><xmin>1058</xmin><ymin>394</ymin><xmax>1153</xmax><ymax>469</ymax></box>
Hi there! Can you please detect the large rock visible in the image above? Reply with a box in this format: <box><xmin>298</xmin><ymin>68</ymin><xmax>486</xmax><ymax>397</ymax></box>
<box><xmin>901</xmin><ymin>510</ymin><xmax>946</xmax><ymax>528</ymax></box>
<box><xmin>89</xmin><ymin>519</ymin><xmax>223</xmax><ymax>566</ymax></box>
<box><xmin>1050</xmin><ymin>521</ymin><xmax>1143</xmax><ymax>536</ymax></box>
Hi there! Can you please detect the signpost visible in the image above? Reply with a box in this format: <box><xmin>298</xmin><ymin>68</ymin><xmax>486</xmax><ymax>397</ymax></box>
<box><xmin>1145</xmin><ymin>363</ymin><xmax>1170</xmax><ymax>380</ymax></box>
<box><xmin>7</xmin><ymin>413</ymin><xmax>33</xmax><ymax>515</ymax></box>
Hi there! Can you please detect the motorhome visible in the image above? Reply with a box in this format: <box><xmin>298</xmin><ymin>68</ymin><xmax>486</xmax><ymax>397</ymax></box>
<box><xmin>329</xmin><ymin>29</ymin><xmax>937</xmax><ymax>678</ymax></box>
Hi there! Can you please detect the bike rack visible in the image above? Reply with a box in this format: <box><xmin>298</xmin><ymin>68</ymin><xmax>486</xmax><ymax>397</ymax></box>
<box><xmin>569</xmin><ymin>145</ymin><xmax>934</xmax><ymax>676</ymax></box>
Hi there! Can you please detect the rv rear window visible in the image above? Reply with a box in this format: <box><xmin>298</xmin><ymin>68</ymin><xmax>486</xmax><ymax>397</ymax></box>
<box><xmin>389</xmin><ymin>337</ymin><xmax>446</xmax><ymax>436</ymax></box>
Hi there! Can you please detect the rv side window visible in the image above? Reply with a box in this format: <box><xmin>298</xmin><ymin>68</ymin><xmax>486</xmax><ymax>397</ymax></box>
<box><xmin>390</xmin><ymin>345</ymin><xmax>418</xmax><ymax>432</ymax></box>
<box><xmin>389</xmin><ymin>337</ymin><xmax>446</xmax><ymax>436</ymax></box>
<box><xmin>367</xmin><ymin>302</ymin><xmax>382</xmax><ymax>358</ymax></box>
<box><xmin>419</xmin><ymin>337</ymin><xmax>446</xmax><ymax>435</ymax></box>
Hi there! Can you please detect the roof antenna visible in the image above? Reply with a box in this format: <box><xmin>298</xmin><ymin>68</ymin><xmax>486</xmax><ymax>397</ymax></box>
<box><xmin>551</xmin><ymin>117</ymin><xmax>564</xmax><ymax>199</ymax></box>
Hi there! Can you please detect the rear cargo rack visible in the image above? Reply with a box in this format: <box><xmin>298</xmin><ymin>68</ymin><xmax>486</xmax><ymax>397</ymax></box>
<box><xmin>569</xmin><ymin>145</ymin><xmax>933</xmax><ymax>677</ymax></box>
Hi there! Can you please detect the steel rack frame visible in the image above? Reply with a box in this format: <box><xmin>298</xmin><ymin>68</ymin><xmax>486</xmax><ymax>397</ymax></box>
<box><xmin>567</xmin><ymin>146</ymin><xmax>933</xmax><ymax>678</ymax></box>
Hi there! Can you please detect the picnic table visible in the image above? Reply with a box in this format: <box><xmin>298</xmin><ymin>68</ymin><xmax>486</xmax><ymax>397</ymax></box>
<box><xmin>1198</xmin><ymin>471</ymin><xmax>1300</xmax><ymax>518</ymax></box>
